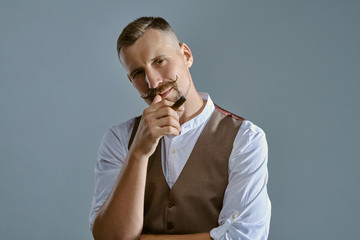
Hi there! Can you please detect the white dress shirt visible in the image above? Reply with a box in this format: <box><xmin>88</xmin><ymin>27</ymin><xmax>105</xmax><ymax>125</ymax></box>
<box><xmin>90</xmin><ymin>93</ymin><xmax>271</xmax><ymax>239</ymax></box>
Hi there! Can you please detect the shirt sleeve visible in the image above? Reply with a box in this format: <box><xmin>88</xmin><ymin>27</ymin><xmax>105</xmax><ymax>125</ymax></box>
<box><xmin>210</xmin><ymin>120</ymin><xmax>271</xmax><ymax>240</ymax></box>
<box><xmin>89</xmin><ymin>120</ymin><xmax>134</xmax><ymax>230</ymax></box>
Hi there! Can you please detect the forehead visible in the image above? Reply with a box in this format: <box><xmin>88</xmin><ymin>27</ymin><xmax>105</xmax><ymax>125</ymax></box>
<box><xmin>119</xmin><ymin>29</ymin><xmax>178</xmax><ymax>71</ymax></box>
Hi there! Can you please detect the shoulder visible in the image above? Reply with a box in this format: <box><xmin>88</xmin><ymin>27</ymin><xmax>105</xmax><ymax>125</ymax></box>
<box><xmin>211</xmin><ymin>103</ymin><xmax>264</xmax><ymax>144</ymax></box>
<box><xmin>214</xmin><ymin>104</ymin><xmax>246</xmax><ymax>122</ymax></box>
<box><xmin>96</xmin><ymin>117</ymin><xmax>140</xmax><ymax>168</ymax></box>
<box><xmin>106</xmin><ymin>116</ymin><xmax>139</xmax><ymax>143</ymax></box>
<box><xmin>98</xmin><ymin>117</ymin><xmax>139</xmax><ymax>159</ymax></box>
<box><xmin>238</xmin><ymin>120</ymin><xmax>266</xmax><ymax>138</ymax></box>
<box><xmin>235</xmin><ymin>120</ymin><xmax>267</xmax><ymax>153</ymax></box>
<box><xmin>228</xmin><ymin>120</ymin><xmax>268</xmax><ymax>173</ymax></box>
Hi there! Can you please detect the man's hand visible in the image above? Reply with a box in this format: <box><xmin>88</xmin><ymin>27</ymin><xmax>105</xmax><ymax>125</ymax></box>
<box><xmin>130</xmin><ymin>95</ymin><xmax>181</xmax><ymax>159</ymax></box>
<box><xmin>92</xmin><ymin>95</ymin><xmax>182</xmax><ymax>240</ymax></box>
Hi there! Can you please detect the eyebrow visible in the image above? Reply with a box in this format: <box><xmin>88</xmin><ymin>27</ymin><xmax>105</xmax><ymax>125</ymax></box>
<box><xmin>151</xmin><ymin>55</ymin><xmax>166</xmax><ymax>61</ymax></box>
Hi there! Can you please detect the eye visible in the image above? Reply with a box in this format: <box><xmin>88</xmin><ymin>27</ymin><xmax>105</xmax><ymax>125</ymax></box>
<box><xmin>156</xmin><ymin>58</ymin><xmax>165</xmax><ymax>65</ymax></box>
<box><xmin>131</xmin><ymin>69</ymin><xmax>144</xmax><ymax>80</ymax></box>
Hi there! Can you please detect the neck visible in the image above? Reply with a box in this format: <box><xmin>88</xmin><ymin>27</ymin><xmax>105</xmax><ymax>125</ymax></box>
<box><xmin>179</xmin><ymin>92</ymin><xmax>206</xmax><ymax>125</ymax></box>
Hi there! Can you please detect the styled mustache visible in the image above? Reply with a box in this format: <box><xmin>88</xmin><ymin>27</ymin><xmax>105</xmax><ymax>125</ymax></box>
<box><xmin>141</xmin><ymin>75</ymin><xmax>178</xmax><ymax>102</ymax></box>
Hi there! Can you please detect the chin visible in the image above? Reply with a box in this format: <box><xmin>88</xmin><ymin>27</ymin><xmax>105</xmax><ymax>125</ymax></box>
<box><xmin>170</xmin><ymin>90</ymin><xmax>183</xmax><ymax>102</ymax></box>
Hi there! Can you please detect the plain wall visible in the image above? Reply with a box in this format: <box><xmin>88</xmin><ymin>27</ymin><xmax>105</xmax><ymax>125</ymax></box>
<box><xmin>1</xmin><ymin>0</ymin><xmax>359</xmax><ymax>239</ymax></box>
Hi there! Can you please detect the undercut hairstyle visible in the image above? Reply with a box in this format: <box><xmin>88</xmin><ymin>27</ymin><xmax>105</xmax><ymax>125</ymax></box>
<box><xmin>117</xmin><ymin>16</ymin><xmax>179</xmax><ymax>56</ymax></box>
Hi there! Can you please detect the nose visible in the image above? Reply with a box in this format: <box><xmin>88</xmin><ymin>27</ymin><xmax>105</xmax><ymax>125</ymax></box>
<box><xmin>145</xmin><ymin>69</ymin><xmax>162</xmax><ymax>89</ymax></box>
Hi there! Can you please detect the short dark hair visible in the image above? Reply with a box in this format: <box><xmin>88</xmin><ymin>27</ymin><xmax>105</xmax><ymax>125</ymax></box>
<box><xmin>117</xmin><ymin>17</ymin><xmax>177</xmax><ymax>56</ymax></box>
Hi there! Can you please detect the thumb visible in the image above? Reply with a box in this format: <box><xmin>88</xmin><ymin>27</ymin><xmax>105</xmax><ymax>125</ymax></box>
<box><xmin>152</xmin><ymin>95</ymin><xmax>162</xmax><ymax>105</ymax></box>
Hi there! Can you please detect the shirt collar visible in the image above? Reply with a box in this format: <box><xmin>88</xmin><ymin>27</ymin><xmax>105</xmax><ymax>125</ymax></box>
<box><xmin>180</xmin><ymin>92</ymin><xmax>215</xmax><ymax>134</ymax></box>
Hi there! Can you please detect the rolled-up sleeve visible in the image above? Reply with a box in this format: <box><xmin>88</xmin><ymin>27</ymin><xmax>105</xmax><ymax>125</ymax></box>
<box><xmin>89</xmin><ymin>120</ymin><xmax>133</xmax><ymax>230</ymax></box>
<box><xmin>210</xmin><ymin>121</ymin><xmax>271</xmax><ymax>240</ymax></box>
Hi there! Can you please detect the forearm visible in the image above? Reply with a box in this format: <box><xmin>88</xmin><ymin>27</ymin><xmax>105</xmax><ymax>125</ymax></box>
<box><xmin>92</xmin><ymin>98</ymin><xmax>181</xmax><ymax>239</ymax></box>
<box><xmin>140</xmin><ymin>233</ymin><xmax>212</xmax><ymax>240</ymax></box>
<box><xmin>92</xmin><ymin>151</ymin><xmax>148</xmax><ymax>240</ymax></box>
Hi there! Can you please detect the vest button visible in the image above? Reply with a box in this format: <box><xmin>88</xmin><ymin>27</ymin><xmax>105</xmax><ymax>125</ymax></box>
<box><xmin>167</xmin><ymin>222</ymin><xmax>174</xmax><ymax>230</ymax></box>
<box><xmin>167</xmin><ymin>201</ymin><xmax>174</xmax><ymax>208</ymax></box>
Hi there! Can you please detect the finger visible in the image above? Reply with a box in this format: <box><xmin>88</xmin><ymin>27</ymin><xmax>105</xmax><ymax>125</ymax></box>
<box><xmin>142</xmin><ymin>108</ymin><xmax>180</xmax><ymax>131</ymax></box>
<box><xmin>148</xmin><ymin>98</ymin><xmax>177</xmax><ymax>112</ymax></box>
<box><xmin>158</xmin><ymin>125</ymin><xmax>181</xmax><ymax>136</ymax></box>
<box><xmin>151</xmin><ymin>106</ymin><xmax>180</xmax><ymax>122</ymax></box>
<box><xmin>142</xmin><ymin>111</ymin><xmax>180</xmax><ymax>135</ymax></box>
<box><xmin>145</xmin><ymin>124</ymin><xmax>180</xmax><ymax>139</ymax></box>
<box><xmin>152</xmin><ymin>95</ymin><xmax>162</xmax><ymax>105</ymax></box>
<box><xmin>148</xmin><ymin>101</ymin><xmax>176</xmax><ymax>113</ymax></box>
<box><xmin>155</xmin><ymin>116</ymin><xmax>181</xmax><ymax>132</ymax></box>
<box><xmin>142</xmin><ymin>119</ymin><xmax>180</xmax><ymax>139</ymax></box>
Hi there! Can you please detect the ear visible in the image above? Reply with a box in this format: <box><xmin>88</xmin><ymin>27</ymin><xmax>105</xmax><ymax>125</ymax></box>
<box><xmin>179</xmin><ymin>43</ymin><xmax>193</xmax><ymax>68</ymax></box>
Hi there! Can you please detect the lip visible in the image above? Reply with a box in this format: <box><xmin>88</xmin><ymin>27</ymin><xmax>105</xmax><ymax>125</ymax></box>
<box><xmin>159</xmin><ymin>87</ymin><xmax>173</xmax><ymax>98</ymax></box>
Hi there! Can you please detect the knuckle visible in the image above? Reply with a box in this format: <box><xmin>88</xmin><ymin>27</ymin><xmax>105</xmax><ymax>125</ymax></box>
<box><xmin>165</xmin><ymin>108</ymin><xmax>172</xmax><ymax>115</ymax></box>
<box><xmin>167</xmin><ymin>117</ymin><xmax>176</xmax><ymax>127</ymax></box>
<box><xmin>171</xmin><ymin>116</ymin><xmax>179</xmax><ymax>125</ymax></box>
<box><xmin>165</xmin><ymin>100</ymin><xmax>173</xmax><ymax>106</ymax></box>
<box><xmin>166</xmin><ymin>116</ymin><xmax>173</xmax><ymax>123</ymax></box>
<box><xmin>143</xmin><ymin>116</ymin><xmax>150</xmax><ymax>125</ymax></box>
<box><xmin>148</xmin><ymin>128</ymin><xmax>156</xmax><ymax>138</ymax></box>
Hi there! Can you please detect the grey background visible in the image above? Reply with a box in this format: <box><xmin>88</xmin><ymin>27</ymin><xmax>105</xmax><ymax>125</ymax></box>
<box><xmin>1</xmin><ymin>0</ymin><xmax>359</xmax><ymax>239</ymax></box>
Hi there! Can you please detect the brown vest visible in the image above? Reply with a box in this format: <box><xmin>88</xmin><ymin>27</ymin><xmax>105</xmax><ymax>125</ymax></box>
<box><xmin>128</xmin><ymin>105</ymin><xmax>244</xmax><ymax>234</ymax></box>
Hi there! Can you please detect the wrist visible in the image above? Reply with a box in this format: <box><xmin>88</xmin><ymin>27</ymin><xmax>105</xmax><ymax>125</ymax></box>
<box><xmin>128</xmin><ymin>147</ymin><xmax>151</xmax><ymax>162</ymax></box>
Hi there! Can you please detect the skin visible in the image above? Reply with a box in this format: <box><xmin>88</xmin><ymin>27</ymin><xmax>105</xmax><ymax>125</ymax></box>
<box><xmin>92</xmin><ymin>29</ymin><xmax>211</xmax><ymax>240</ymax></box>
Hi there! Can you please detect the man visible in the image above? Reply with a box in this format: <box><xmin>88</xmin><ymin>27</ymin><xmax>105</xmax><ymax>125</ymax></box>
<box><xmin>90</xmin><ymin>17</ymin><xmax>271</xmax><ymax>240</ymax></box>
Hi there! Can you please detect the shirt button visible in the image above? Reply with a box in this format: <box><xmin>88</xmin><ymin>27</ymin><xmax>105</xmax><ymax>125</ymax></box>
<box><xmin>171</xmin><ymin>149</ymin><xmax>177</xmax><ymax>154</ymax></box>
<box><xmin>167</xmin><ymin>201</ymin><xmax>174</xmax><ymax>208</ymax></box>
<box><xmin>167</xmin><ymin>222</ymin><xmax>174</xmax><ymax>230</ymax></box>
<box><xmin>232</xmin><ymin>213</ymin><xmax>238</xmax><ymax>219</ymax></box>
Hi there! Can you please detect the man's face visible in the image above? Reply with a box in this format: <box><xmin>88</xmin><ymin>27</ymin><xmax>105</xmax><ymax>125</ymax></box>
<box><xmin>119</xmin><ymin>29</ymin><xmax>193</xmax><ymax>105</ymax></box>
